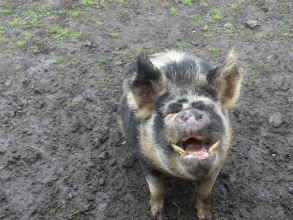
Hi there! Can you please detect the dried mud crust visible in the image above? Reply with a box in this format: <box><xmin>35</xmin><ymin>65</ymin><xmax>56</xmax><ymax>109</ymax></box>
<box><xmin>0</xmin><ymin>0</ymin><xmax>292</xmax><ymax>220</ymax></box>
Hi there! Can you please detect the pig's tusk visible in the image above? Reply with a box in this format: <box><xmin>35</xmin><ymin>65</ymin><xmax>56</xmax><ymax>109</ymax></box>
<box><xmin>208</xmin><ymin>141</ymin><xmax>220</xmax><ymax>154</ymax></box>
<box><xmin>171</xmin><ymin>144</ymin><xmax>188</xmax><ymax>157</ymax></box>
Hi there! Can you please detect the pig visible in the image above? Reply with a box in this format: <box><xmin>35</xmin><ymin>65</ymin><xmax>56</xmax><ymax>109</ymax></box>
<box><xmin>119</xmin><ymin>48</ymin><xmax>242</xmax><ymax>220</ymax></box>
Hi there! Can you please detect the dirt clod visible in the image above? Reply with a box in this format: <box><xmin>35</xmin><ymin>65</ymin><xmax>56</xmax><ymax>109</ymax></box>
<box><xmin>269</xmin><ymin>112</ymin><xmax>283</xmax><ymax>127</ymax></box>
<box><xmin>245</xmin><ymin>20</ymin><xmax>259</xmax><ymax>29</ymax></box>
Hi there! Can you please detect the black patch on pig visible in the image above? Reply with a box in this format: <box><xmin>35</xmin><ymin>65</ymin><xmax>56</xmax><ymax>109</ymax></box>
<box><xmin>134</xmin><ymin>54</ymin><xmax>161</xmax><ymax>87</ymax></box>
<box><xmin>167</xmin><ymin>102</ymin><xmax>183</xmax><ymax>114</ymax></box>
<box><xmin>153</xmin><ymin>114</ymin><xmax>173</xmax><ymax>156</ymax></box>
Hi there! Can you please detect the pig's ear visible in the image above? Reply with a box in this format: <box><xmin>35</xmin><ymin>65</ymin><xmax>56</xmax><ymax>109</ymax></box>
<box><xmin>210</xmin><ymin>48</ymin><xmax>242</xmax><ymax>108</ymax></box>
<box><xmin>132</xmin><ymin>55</ymin><xmax>166</xmax><ymax>117</ymax></box>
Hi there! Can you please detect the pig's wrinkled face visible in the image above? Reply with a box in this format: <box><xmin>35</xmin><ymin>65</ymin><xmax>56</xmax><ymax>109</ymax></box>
<box><xmin>156</xmin><ymin>94</ymin><xmax>226</xmax><ymax>161</ymax></box>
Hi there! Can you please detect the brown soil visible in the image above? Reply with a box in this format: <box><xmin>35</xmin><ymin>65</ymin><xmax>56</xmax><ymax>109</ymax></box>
<box><xmin>0</xmin><ymin>0</ymin><xmax>292</xmax><ymax>219</ymax></box>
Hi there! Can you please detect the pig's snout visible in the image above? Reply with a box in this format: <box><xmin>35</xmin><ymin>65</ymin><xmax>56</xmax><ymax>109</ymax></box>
<box><xmin>175</xmin><ymin>109</ymin><xmax>210</xmax><ymax>133</ymax></box>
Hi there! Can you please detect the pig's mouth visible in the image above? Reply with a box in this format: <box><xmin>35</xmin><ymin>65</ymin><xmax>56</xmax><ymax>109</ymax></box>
<box><xmin>171</xmin><ymin>135</ymin><xmax>220</xmax><ymax>160</ymax></box>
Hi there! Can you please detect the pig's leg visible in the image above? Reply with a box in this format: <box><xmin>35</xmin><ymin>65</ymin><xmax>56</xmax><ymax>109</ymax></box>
<box><xmin>196</xmin><ymin>168</ymin><xmax>222</xmax><ymax>220</ymax></box>
<box><xmin>139</xmin><ymin>156</ymin><xmax>165</xmax><ymax>218</ymax></box>
<box><xmin>146</xmin><ymin>173</ymin><xmax>165</xmax><ymax>217</ymax></box>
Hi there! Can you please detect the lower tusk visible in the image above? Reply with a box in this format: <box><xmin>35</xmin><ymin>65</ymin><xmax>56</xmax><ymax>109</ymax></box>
<box><xmin>208</xmin><ymin>141</ymin><xmax>220</xmax><ymax>154</ymax></box>
<box><xmin>171</xmin><ymin>144</ymin><xmax>187</xmax><ymax>157</ymax></box>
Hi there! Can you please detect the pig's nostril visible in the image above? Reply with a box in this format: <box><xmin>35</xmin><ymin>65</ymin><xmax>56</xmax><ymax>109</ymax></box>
<box><xmin>180</xmin><ymin>115</ymin><xmax>189</xmax><ymax>123</ymax></box>
<box><xmin>195</xmin><ymin>114</ymin><xmax>202</xmax><ymax>121</ymax></box>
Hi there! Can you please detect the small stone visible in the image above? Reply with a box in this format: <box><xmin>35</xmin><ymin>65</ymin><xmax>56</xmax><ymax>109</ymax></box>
<box><xmin>109</xmin><ymin>160</ymin><xmax>116</xmax><ymax>166</ymax></box>
<box><xmin>47</xmin><ymin>181</ymin><xmax>53</xmax><ymax>187</ymax></box>
<box><xmin>223</xmin><ymin>22</ymin><xmax>233</xmax><ymax>29</ymax></box>
<box><xmin>66</xmin><ymin>193</ymin><xmax>73</xmax><ymax>200</ymax></box>
<box><xmin>272</xmin><ymin>153</ymin><xmax>276</xmax><ymax>157</ymax></box>
<box><xmin>5</xmin><ymin>80</ymin><xmax>11</xmax><ymax>86</ymax></box>
<box><xmin>266</xmin><ymin>55</ymin><xmax>274</xmax><ymax>62</ymax></box>
<box><xmin>288</xmin><ymin>186</ymin><xmax>293</xmax><ymax>194</ymax></box>
<box><xmin>245</xmin><ymin>20</ymin><xmax>259</xmax><ymax>29</ymax></box>
<box><xmin>72</xmin><ymin>95</ymin><xmax>83</xmax><ymax>104</ymax></box>
<box><xmin>83</xmin><ymin>41</ymin><xmax>92</xmax><ymax>47</ymax></box>
<box><xmin>98</xmin><ymin>152</ymin><xmax>107</xmax><ymax>160</ymax></box>
<box><xmin>99</xmin><ymin>178</ymin><xmax>105</xmax><ymax>186</ymax></box>
<box><xmin>269</xmin><ymin>112</ymin><xmax>282</xmax><ymax>127</ymax></box>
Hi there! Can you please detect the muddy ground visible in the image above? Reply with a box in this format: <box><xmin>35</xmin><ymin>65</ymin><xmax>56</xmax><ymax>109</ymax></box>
<box><xmin>0</xmin><ymin>0</ymin><xmax>292</xmax><ymax>219</ymax></box>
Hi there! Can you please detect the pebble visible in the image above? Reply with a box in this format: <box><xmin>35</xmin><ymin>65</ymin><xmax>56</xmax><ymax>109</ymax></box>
<box><xmin>98</xmin><ymin>151</ymin><xmax>108</xmax><ymax>160</ymax></box>
<box><xmin>266</xmin><ymin>55</ymin><xmax>274</xmax><ymax>62</ymax></box>
<box><xmin>288</xmin><ymin>186</ymin><xmax>293</xmax><ymax>194</ymax></box>
<box><xmin>223</xmin><ymin>22</ymin><xmax>233</xmax><ymax>29</ymax></box>
<box><xmin>109</xmin><ymin>160</ymin><xmax>116</xmax><ymax>166</ymax></box>
<box><xmin>269</xmin><ymin>112</ymin><xmax>282</xmax><ymax>127</ymax></box>
<box><xmin>245</xmin><ymin>20</ymin><xmax>259</xmax><ymax>29</ymax></box>
<box><xmin>5</xmin><ymin>80</ymin><xmax>11</xmax><ymax>86</ymax></box>
<box><xmin>72</xmin><ymin>95</ymin><xmax>83</xmax><ymax>104</ymax></box>
<box><xmin>99</xmin><ymin>178</ymin><xmax>105</xmax><ymax>186</ymax></box>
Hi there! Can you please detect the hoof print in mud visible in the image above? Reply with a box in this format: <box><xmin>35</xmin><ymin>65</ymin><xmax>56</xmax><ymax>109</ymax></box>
<box><xmin>120</xmin><ymin>49</ymin><xmax>242</xmax><ymax>219</ymax></box>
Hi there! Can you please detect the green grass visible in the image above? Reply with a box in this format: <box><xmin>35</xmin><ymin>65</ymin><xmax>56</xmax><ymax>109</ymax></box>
<box><xmin>54</xmin><ymin>56</ymin><xmax>65</xmax><ymax>64</ymax></box>
<box><xmin>169</xmin><ymin>6</ymin><xmax>178</xmax><ymax>16</ymax></box>
<box><xmin>134</xmin><ymin>48</ymin><xmax>145</xmax><ymax>57</ymax></box>
<box><xmin>24</xmin><ymin>31</ymin><xmax>33</xmax><ymax>40</ymax></box>
<box><xmin>248</xmin><ymin>72</ymin><xmax>255</xmax><ymax>81</ymax></box>
<box><xmin>210</xmin><ymin>8</ymin><xmax>222</xmax><ymax>19</ymax></box>
<box><xmin>224</xmin><ymin>28</ymin><xmax>235</xmax><ymax>34</ymax></box>
<box><xmin>190</xmin><ymin>14</ymin><xmax>202</xmax><ymax>20</ymax></box>
<box><xmin>199</xmin><ymin>1</ymin><xmax>209</xmax><ymax>7</ymax></box>
<box><xmin>116</xmin><ymin>0</ymin><xmax>124</xmax><ymax>5</ymax></box>
<box><xmin>0</xmin><ymin>8</ymin><xmax>13</xmax><ymax>15</ymax></box>
<box><xmin>4</xmin><ymin>50</ymin><xmax>12</xmax><ymax>59</ymax></box>
<box><xmin>105</xmin><ymin>75</ymin><xmax>114</xmax><ymax>82</ymax></box>
<box><xmin>183</xmin><ymin>0</ymin><xmax>193</xmax><ymax>6</ymax></box>
<box><xmin>48</xmin><ymin>26</ymin><xmax>81</xmax><ymax>39</ymax></box>
<box><xmin>10</xmin><ymin>18</ymin><xmax>25</xmax><ymax>28</ymax></box>
<box><xmin>20</xmin><ymin>11</ymin><xmax>44</xmax><ymax>27</ymax></box>
<box><xmin>80</xmin><ymin>0</ymin><xmax>93</xmax><ymax>5</ymax></box>
<box><xmin>14</xmin><ymin>64</ymin><xmax>22</xmax><ymax>71</ymax></box>
<box><xmin>10</xmin><ymin>11</ymin><xmax>44</xmax><ymax>28</ymax></box>
<box><xmin>281</xmin><ymin>26</ymin><xmax>292</xmax><ymax>37</ymax></box>
<box><xmin>99</xmin><ymin>0</ymin><xmax>107</xmax><ymax>8</ymax></box>
<box><xmin>52</xmin><ymin>55</ymin><xmax>79</xmax><ymax>67</ymax></box>
<box><xmin>176</xmin><ymin>42</ymin><xmax>197</xmax><ymax>51</ymax></box>
<box><xmin>16</xmin><ymin>40</ymin><xmax>26</xmax><ymax>48</ymax></box>
<box><xmin>29</xmin><ymin>15</ymin><xmax>43</xmax><ymax>27</ymax></box>
<box><xmin>110</xmin><ymin>48</ymin><xmax>146</xmax><ymax>62</ymax></box>
<box><xmin>0</xmin><ymin>26</ymin><xmax>8</xmax><ymax>43</ymax></box>
<box><xmin>209</xmin><ymin>47</ymin><xmax>221</xmax><ymax>55</ymax></box>
<box><xmin>97</xmin><ymin>58</ymin><xmax>108</xmax><ymax>65</ymax></box>
<box><xmin>31</xmin><ymin>44</ymin><xmax>40</xmax><ymax>54</ymax></box>
<box><xmin>228</xmin><ymin>0</ymin><xmax>244</xmax><ymax>10</ymax></box>
<box><xmin>94</xmin><ymin>20</ymin><xmax>103</xmax><ymax>27</ymax></box>
<box><xmin>114</xmin><ymin>60</ymin><xmax>124</xmax><ymax>66</ymax></box>
<box><xmin>108</xmin><ymin>31</ymin><xmax>119</xmax><ymax>38</ymax></box>
<box><xmin>69</xmin><ymin>10</ymin><xmax>83</xmax><ymax>17</ymax></box>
